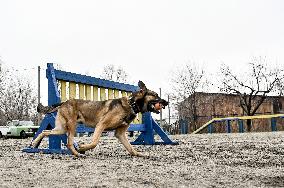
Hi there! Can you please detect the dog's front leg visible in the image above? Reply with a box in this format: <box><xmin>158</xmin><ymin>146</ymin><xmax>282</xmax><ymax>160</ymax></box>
<box><xmin>78</xmin><ymin>124</ymin><xmax>105</xmax><ymax>152</ymax></box>
<box><xmin>115</xmin><ymin>125</ymin><xmax>144</xmax><ymax>157</ymax></box>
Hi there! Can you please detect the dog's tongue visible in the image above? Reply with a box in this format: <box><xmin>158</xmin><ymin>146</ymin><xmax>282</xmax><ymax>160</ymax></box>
<box><xmin>148</xmin><ymin>99</ymin><xmax>168</xmax><ymax>114</ymax></box>
<box><xmin>155</xmin><ymin>103</ymin><xmax>163</xmax><ymax>111</ymax></box>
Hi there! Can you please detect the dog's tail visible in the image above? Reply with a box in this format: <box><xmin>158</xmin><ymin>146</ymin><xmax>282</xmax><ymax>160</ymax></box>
<box><xmin>37</xmin><ymin>103</ymin><xmax>63</xmax><ymax>114</ymax></box>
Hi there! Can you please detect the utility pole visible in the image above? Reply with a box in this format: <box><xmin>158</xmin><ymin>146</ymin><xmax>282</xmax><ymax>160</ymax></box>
<box><xmin>37</xmin><ymin>66</ymin><xmax>41</xmax><ymax>125</ymax></box>
<box><xmin>159</xmin><ymin>88</ymin><xmax>162</xmax><ymax>127</ymax></box>
<box><xmin>38</xmin><ymin>66</ymin><xmax>40</xmax><ymax>104</ymax></box>
<box><xmin>168</xmin><ymin>95</ymin><xmax>170</xmax><ymax>125</ymax></box>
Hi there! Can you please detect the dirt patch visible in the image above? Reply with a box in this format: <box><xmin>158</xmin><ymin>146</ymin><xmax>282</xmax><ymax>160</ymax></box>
<box><xmin>1</xmin><ymin>132</ymin><xmax>284</xmax><ymax>187</ymax></box>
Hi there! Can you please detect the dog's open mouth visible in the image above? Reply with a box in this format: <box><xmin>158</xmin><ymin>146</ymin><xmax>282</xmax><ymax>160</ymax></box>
<box><xmin>147</xmin><ymin>99</ymin><xmax>169</xmax><ymax>114</ymax></box>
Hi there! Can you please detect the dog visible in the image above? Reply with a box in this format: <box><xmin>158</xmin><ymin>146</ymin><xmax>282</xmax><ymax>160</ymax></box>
<box><xmin>32</xmin><ymin>81</ymin><xmax>168</xmax><ymax>157</ymax></box>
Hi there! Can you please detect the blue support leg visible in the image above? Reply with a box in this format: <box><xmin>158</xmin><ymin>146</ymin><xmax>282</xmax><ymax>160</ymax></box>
<box><xmin>152</xmin><ymin>119</ymin><xmax>178</xmax><ymax>145</ymax></box>
<box><xmin>238</xmin><ymin>120</ymin><xmax>244</xmax><ymax>133</ymax></box>
<box><xmin>142</xmin><ymin>112</ymin><xmax>155</xmax><ymax>144</ymax></box>
<box><xmin>208</xmin><ymin>124</ymin><xmax>213</xmax><ymax>133</ymax></box>
<box><xmin>131</xmin><ymin>112</ymin><xmax>154</xmax><ymax>145</ymax></box>
<box><xmin>131</xmin><ymin>112</ymin><xmax>178</xmax><ymax>145</ymax></box>
<box><xmin>271</xmin><ymin>118</ymin><xmax>277</xmax><ymax>132</ymax></box>
<box><xmin>226</xmin><ymin>120</ymin><xmax>231</xmax><ymax>133</ymax></box>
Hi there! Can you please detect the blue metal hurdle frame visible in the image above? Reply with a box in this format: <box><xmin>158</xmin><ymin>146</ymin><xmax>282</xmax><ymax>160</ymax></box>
<box><xmin>198</xmin><ymin>115</ymin><xmax>284</xmax><ymax>134</ymax></box>
<box><xmin>23</xmin><ymin>63</ymin><xmax>177</xmax><ymax>154</ymax></box>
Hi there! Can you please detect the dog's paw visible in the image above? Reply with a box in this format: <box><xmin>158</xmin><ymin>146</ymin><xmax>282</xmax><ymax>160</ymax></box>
<box><xmin>78</xmin><ymin>145</ymin><xmax>87</xmax><ymax>154</ymax></box>
<box><xmin>30</xmin><ymin>141</ymin><xmax>38</xmax><ymax>148</ymax></box>
<box><xmin>74</xmin><ymin>143</ymin><xmax>86</xmax><ymax>154</ymax></box>
<box><xmin>72</xmin><ymin>153</ymin><xmax>86</xmax><ymax>159</ymax></box>
<box><xmin>134</xmin><ymin>152</ymin><xmax>146</xmax><ymax>157</ymax></box>
<box><xmin>77</xmin><ymin>153</ymin><xmax>87</xmax><ymax>158</ymax></box>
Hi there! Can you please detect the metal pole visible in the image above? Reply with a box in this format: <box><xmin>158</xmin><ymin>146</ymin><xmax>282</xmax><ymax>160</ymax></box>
<box><xmin>159</xmin><ymin>88</ymin><xmax>162</xmax><ymax>127</ymax></box>
<box><xmin>168</xmin><ymin>95</ymin><xmax>170</xmax><ymax>125</ymax></box>
<box><xmin>38</xmin><ymin>66</ymin><xmax>40</xmax><ymax>104</ymax></box>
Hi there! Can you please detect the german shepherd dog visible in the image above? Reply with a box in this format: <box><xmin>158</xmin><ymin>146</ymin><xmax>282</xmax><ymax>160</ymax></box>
<box><xmin>33</xmin><ymin>81</ymin><xmax>168</xmax><ymax>157</ymax></box>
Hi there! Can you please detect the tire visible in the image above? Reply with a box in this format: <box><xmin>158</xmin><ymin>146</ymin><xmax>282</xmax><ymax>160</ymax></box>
<box><xmin>20</xmin><ymin>131</ymin><xmax>27</xmax><ymax>139</ymax></box>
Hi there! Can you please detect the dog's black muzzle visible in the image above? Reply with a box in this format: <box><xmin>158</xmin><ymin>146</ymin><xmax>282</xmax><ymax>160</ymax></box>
<box><xmin>147</xmin><ymin>99</ymin><xmax>169</xmax><ymax>114</ymax></box>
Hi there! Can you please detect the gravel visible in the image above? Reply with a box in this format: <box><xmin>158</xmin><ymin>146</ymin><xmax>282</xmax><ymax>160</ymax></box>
<box><xmin>1</xmin><ymin>132</ymin><xmax>284</xmax><ymax>188</ymax></box>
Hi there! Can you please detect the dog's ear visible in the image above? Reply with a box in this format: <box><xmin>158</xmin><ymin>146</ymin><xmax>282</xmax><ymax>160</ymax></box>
<box><xmin>138</xmin><ymin>80</ymin><xmax>147</xmax><ymax>92</ymax></box>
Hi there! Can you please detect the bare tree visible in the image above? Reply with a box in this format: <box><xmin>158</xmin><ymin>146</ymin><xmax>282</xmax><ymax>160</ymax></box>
<box><xmin>0</xmin><ymin>60</ymin><xmax>6</xmax><ymax>125</ymax></box>
<box><xmin>219</xmin><ymin>57</ymin><xmax>284</xmax><ymax>131</ymax></box>
<box><xmin>0</xmin><ymin>59</ymin><xmax>5</xmax><ymax>96</ymax></box>
<box><xmin>115</xmin><ymin>67</ymin><xmax>128</xmax><ymax>83</ymax></box>
<box><xmin>169</xmin><ymin>63</ymin><xmax>209</xmax><ymax>131</ymax></box>
<box><xmin>0</xmin><ymin>64</ymin><xmax>37</xmax><ymax>125</ymax></box>
<box><xmin>100</xmin><ymin>64</ymin><xmax>129</xmax><ymax>83</ymax></box>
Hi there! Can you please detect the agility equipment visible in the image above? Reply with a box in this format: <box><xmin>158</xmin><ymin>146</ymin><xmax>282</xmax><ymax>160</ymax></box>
<box><xmin>192</xmin><ymin>114</ymin><xmax>284</xmax><ymax>134</ymax></box>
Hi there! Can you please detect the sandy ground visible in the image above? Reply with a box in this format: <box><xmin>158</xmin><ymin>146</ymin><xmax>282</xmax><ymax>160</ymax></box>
<box><xmin>1</xmin><ymin>132</ymin><xmax>284</xmax><ymax>188</ymax></box>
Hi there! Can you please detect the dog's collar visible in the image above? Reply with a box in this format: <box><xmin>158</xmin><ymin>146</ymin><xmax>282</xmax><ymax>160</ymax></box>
<box><xmin>128</xmin><ymin>96</ymin><xmax>140</xmax><ymax>114</ymax></box>
<box><xmin>130</xmin><ymin>102</ymin><xmax>140</xmax><ymax>114</ymax></box>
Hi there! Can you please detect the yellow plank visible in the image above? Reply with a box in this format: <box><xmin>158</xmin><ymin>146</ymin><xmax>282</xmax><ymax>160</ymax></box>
<box><xmin>108</xmin><ymin>89</ymin><xmax>113</xmax><ymax>99</ymax></box>
<box><xmin>192</xmin><ymin>119</ymin><xmax>215</xmax><ymax>134</ymax></box>
<box><xmin>85</xmin><ymin>85</ymin><xmax>92</xmax><ymax>100</ymax></box>
<box><xmin>79</xmin><ymin>84</ymin><xmax>85</xmax><ymax>99</ymax></box>
<box><xmin>60</xmin><ymin>80</ymin><xmax>67</xmax><ymax>102</ymax></box>
<box><xmin>127</xmin><ymin>92</ymin><xmax>132</xmax><ymax>97</ymax></box>
<box><xmin>122</xmin><ymin>91</ymin><xmax>127</xmax><ymax>97</ymax></box>
<box><xmin>69</xmin><ymin>82</ymin><xmax>76</xmax><ymax>99</ymax></box>
<box><xmin>132</xmin><ymin>115</ymin><xmax>138</xmax><ymax>124</ymax></box>
<box><xmin>114</xmin><ymin>90</ymin><xmax>120</xmax><ymax>99</ymax></box>
<box><xmin>132</xmin><ymin>113</ymin><xmax>142</xmax><ymax>124</ymax></box>
<box><xmin>93</xmin><ymin>86</ymin><xmax>98</xmax><ymax>101</ymax></box>
<box><xmin>137</xmin><ymin>113</ymin><xmax>142</xmax><ymax>124</ymax></box>
<box><xmin>100</xmin><ymin>88</ymin><xmax>106</xmax><ymax>101</ymax></box>
<box><xmin>213</xmin><ymin>114</ymin><xmax>284</xmax><ymax>121</ymax></box>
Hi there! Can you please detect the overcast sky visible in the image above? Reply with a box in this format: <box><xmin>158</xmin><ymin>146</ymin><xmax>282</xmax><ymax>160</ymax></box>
<box><xmin>1</xmin><ymin>0</ymin><xmax>284</xmax><ymax>104</ymax></box>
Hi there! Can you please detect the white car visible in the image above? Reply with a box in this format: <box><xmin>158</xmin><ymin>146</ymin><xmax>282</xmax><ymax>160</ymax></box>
<box><xmin>0</xmin><ymin>120</ymin><xmax>39</xmax><ymax>139</ymax></box>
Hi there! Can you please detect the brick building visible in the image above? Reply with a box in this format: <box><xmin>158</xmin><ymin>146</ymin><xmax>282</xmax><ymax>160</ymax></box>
<box><xmin>178</xmin><ymin>92</ymin><xmax>284</xmax><ymax>133</ymax></box>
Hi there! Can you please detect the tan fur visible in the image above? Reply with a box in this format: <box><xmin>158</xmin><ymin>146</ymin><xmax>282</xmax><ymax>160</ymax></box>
<box><xmin>32</xmin><ymin>81</ymin><xmax>165</xmax><ymax>157</ymax></box>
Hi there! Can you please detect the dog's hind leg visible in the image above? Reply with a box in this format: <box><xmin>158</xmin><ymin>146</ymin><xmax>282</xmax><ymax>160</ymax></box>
<box><xmin>115</xmin><ymin>125</ymin><xmax>144</xmax><ymax>157</ymax></box>
<box><xmin>65</xmin><ymin>119</ymin><xmax>81</xmax><ymax>157</ymax></box>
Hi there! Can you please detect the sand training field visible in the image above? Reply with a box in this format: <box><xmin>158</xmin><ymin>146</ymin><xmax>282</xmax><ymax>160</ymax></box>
<box><xmin>1</xmin><ymin>132</ymin><xmax>284</xmax><ymax>187</ymax></box>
